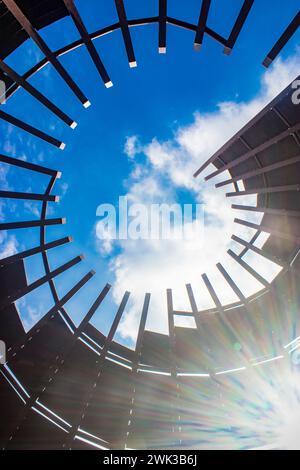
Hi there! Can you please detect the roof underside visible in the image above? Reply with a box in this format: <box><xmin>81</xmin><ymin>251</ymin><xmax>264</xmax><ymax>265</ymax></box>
<box><xmin>0</xmin><ymin>0</ymin><xmax>300</xmax><ymax>451</ymax></box>
<box><xmin>0</xmin><ymin>0</ymin><xmax>68</xmax><ymax>59</ymax></box>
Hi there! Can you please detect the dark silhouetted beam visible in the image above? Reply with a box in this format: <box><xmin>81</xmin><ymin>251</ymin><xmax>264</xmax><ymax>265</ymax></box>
<box><xmin>159</xmin><ymin>0</ymin><xmax>167</xmax><ymax>53</ymax></box>
<box><xmin>8</xmin><ymin>270</ymin><xmax>95</xmax><ymax>358</ymax></box>
<box><xmin>0</xmin><ymin>109</ymin><xmax>65</xmax><ymax>149</ymax></box>
<box><xmin>67</xmin><ymin>291</ymin><xmax>130</xmax><ymax>445</ymax></box>
<box><xmin>193</xmin><ymin>77</ymin><xmax>298</xmax><ymax>178</ymax></box>
<box><xmin>44</xmin><ymin>270</ymin><xmax>95</xmax><ymax>319</ymax></box>
<box><xmin>194</xmin><ymin>0</ymin><xmax>211</xmax><ymax>50</ymax></box>
<box><xmin>0</xmin><ymin>60</ymin><xmax>76</xmax><ymax>128</ymax></box>
<box><xmin>104</xmin><ymin>291</ymin><xmax>130</xmax><ymax>350</ymax></box>
<box><xmin>185</xmin><ymin>283</ymin><xmax>198</xmax><ymax>313</ymax></box>
<box><xmin>167</xmin><ymin>16</ymin><xmax>227</xmax><ymax>46</ymax></box>
<box><xmin>263</xmin><ymin>11</ymin><xmax>300</xmax><ymax>67</ymax></box>
<box><xmin>0</xmin><ymin>218</ymin><xmax>66</xmax><ymax>231</ymax></box>
<box><xmin>201</xmin><ymin>272</ymin><xmax>252</xmax><ymax>356</ymax></box>
<box><xmin>0</xmin><ymin>255</ymin><xmax>84</xmax><ymax>310</ymax></box>
<box><xmin>226</xmin><ymin>184</ymin><xmax>300</xmax><ymax>198</ymax></box>
<box><xmin>133</xmin><ymin>293</ymin><xmax>151</xmax><ymax>371</ymax></box>
<box><xmin>217</xmin><ymin>262</ymin><xmax>247</xmax><ymax>302</ymax></box>
<box><xmin>201</xmin><ymin>274</ymin><xmax>223</xmax><ymax>311</ymax></box>
<box><xmin>0</xmin><ymin>190</ymin><xmax>59</xmax><ymax>202</ymax></box>
<box><xmin>173</xmin><ymin>310</ymin><xmax>194</xmax><ymax>317</ymax></box>
<box><xmin>186</xmin><ymin>283</ymin><xmax>203</xmax><ymax>330</ymax></box>
<box><xmin>201</xmin><ymin>272</ymin><xmax>243</xmax><ymax>342</ymax></box>
<box><xmin>272</xmin><ymin>108</ymin><xmax>300</xmax><ymax>149</ymax></box>
<box><xmin>232</xmin><ymin>204</ymin><xmax>300</xmax><ymax>218</ymax></box>
<box><xmin>0</xmin><ymin>236</ymin><xmax>72</xmax><ymax>267</ymax></box>
<box><xmin>166</xmin><ymin>288</ymin><xmax>176</xmax><ymax>376</ymax></box>
<box><xmin>129</xmin><ymin>17</ymin><xmax>158</xmax><ymax>27</ymax></box>
<box><xmin>206</xmin><ymin>123</ymin><xmax>300</xmax><ymax>181</ymax></box>
<box><xmin>76</xmin><ymin>283</ymin><xmax>112</xmax><ymax>333</ymax></box>
<box><xmin>2</xmin><ymin>282</ymin><xmax>110</xmax><ymax>445</ymax></box>
<box><xmin>63</xmin><ymin>0</ymin><xmax>112</xmax><ymax>86</ymax></box>
<box><xmin>4</xmin><ymin>16</ymin><xmax>232</xmax><ymax>101</ymax></box>
<box><xmin>115</xmin><ymin>0</ymin><xmax>136</xmax><ymax>66</ymax></box>
<box><xmin>216</xmin><ymin>262</ymin><xmax>266</xmax><ymax>339</ymax></box>
<box><xmin>39</xmin><ymin>176</ymin><xmax>60</xmax><ymax>300</ymax></box>
<box><xmin>234</xmin><ymin>217</ymin><xmax>300</xmax><ymax>243</ymax></box>
<box><xmin>216</xmin><ymin>154</ymin><xmax>300</xmax><ymax>188</ymax></box>
<box><xmin>223</xmin><ymin>0</ymin><xmax>254</xmax><ymax>55</ymax></box>
<box><xmin>0</xmin><ymin>154</ymin><xmax>60</xmax><ymax>178</ymax></box>
<box><xmin>231</xmin><ymin>234</ymin><xmax>287</xmax><ymax>267</ymax></box>
<box><xmin>2</xmin><ymin>0</ymin><xmax>90</xmax><ymax>107</ymax></box>
<box><xmin>227</xmin><ymin>249</ymin><xmax>269</xmax><ymax>287</ymax></box>
<box><xmin>65</xmin><ymin>290</ymin><xmax>130</xmax><ymax>446</ymax></box>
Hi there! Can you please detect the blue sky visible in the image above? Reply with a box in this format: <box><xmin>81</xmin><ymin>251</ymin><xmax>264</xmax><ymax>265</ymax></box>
<box><xmin>0</xmin><ymin>0</ymin><xmax>299</xmax><ymax>348</ymax></box>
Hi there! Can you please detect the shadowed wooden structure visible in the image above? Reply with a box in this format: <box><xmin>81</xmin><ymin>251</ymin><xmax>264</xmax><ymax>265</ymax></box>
<box><xmin>0</xmin><ymin>0</ymin><xmax>300</xmax><ymax>450</ymax></box>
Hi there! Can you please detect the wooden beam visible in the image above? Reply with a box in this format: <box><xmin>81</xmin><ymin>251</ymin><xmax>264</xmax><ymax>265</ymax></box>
<box><xmin>76</xmin><ymin>284</ymin><xmax>112</xmax><ymax>333</ymax></box>
<box><xmin>0</xmin><ymin>236</ymin><xmax>72</xmax><ymax>267</ymax></box>
<box><xmin>167</xmin><ymin>16</ymin><xmax>227</xmax><ymax>46</ymax></box>
<box><xmin>133</xmin><ymin>293</ymin><xmax>151</xmax><ymax>371</ymax></box>
<box><xmin>0</xmin><ymin>59</ymin><xmax>76</xmax><ymax>128</ymax></box>
<box><xmin>65</xmin><ymin>290</ymin><xmax>130</xmax><ymax>446</ymax></box>
<box><xmin>227</xmin><ymin>249</ymin><xmax>270</xmax><ymax>287</ymax></box>
<box><xmin>0</xmin><ymin>190</ymin><xmax>59</xmax><ymax>202</ymax></box>
<box><xmin>114</xmin><ymin>0</ymin><xmax>136</xmax><ymax>66</ymax></box>
<box><xmin>193</xmin><ymin>77</ymin><xmax>299</xmax><ymax>178</ymax></box>
<box><xmin>194</xmin><ymin>0</ymin><xmax>211</xmax><ymax>50</ymax></box>
<box><xmin>263</xmin><ymin>11</ymin><xmax>300</xmax><ymax>67</ymax></box>
<box><xmin>0</xmin><ymin>109</ymin><xmax>65</xmax><ymax>149</ymax></box>
<box><xmin>3</xmin><ymin>0</ymin><xmax>90</xmax><ymax>107</ymax></box>
<box><xmin>231</xmin><ymin>234</ymin><xmax>287</xmax><ymax>267</ymax></box>
<box><xmin>0</xmin><ymin>255</ymin><xmax>84</xmax><ymax>310</ymax></box>
<box><xmin>223</xmin><ymin>0</ymin><xmax>254</xmax><ymax>55</ymax></box>
<box><xmin>226</xmin><ymin>184</ymin><xmax>300</xmax><ymax>198</ymax></box>
<box><xmin>185</xmin><ymin>283</ymin><xmax>198</xmax><ymax>313</ymax></box>
<box><xmin>206</xmin><ymin>123</ymin><xmax>300</xmax><ymax>181</ymax></box>
<box><xmin>7</xmin><ymin>270</ymin><xmax>95</xmax><ymax>358</ymax></box>
<box><xmin>217</xmin><ymin>262</ymin><xmax>247</xmax><ymax>302</ymax></box>
<box><xmin>231</xmin><ymin>204</ymin><xmax>300</xmax><ymax>218</ymax></box>
<box><xmin>158</xmin><ymin>0</ymin><xmax>167</xmax><ymax>53</ymax></box>
<box><xmin>0</xmin><ymin>218</ymin><xmax>66</xmax><ymax>231</ymax></box>
<box><xmin>215</xmin><ymin>154</ymin><xmax>300</xmax><ymax>188</ymax></box>
<box><xmin>103</xmin><ymin>291</ymin><xmax>130</xmax><ymax>351</ymax></box>
<box><xmin>201</xmin><ymin>272</ymin><xmax>252</xmax><ymax>357</ymax></box>
<box><xmin>166</xmin><ymin>288</ymin><xmax>176</xmax><ymax>376</ymax></box>
<box><xmin>63</xmin><ymin>0</ymin><xmax>112</xmax><ymax>86</ymax></box>
<box><xmin>201</xmin><ymin>274</ymin><xmax>223</xmax><ymax>311</ymax></box>
<box><xmin>3</xmin><ymin>282</ymin><xmax>111</xmax><ymax>445</ymax></box>
<box><xmin>0</xmin><ymin>154</ymin><xmax>60</xmax><ymax>178</ymax></box>
<box><xmin>234</xmin><ymin>217</ymin><xmax>300</xmax><ymax>243</ymax></box>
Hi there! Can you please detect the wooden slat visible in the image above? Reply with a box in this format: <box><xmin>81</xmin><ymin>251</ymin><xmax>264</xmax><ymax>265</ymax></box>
<box><xmin>194</xmin><ymin>0</ymin><xmax>211</xmax><ymax>50</ymax></box>
<box><xmin>263</xmin><ymin>11</ymin><xmax>300</xmax><ymax>67</ymax></box>
<box><xmin>63</xmin><ymin>0</ymin><xmax>112</xmax><ymax>85</ymax></box>
<box><xmin>0</xmin><ymin>109</ymin><xmax>65</xmax><ymax>149</ymax></box>
<box><xmin>223</xmin><ymin>0</ymin><xmax>254</xmax><ymax>55</ymax></box>
<box><xmin>115</xmin><ymin>0</ymin><xmax>136</xmax><ymax>66</ymax></box>
<box><xmin>3</xmin><ymin>0</ymin><xmax>90</xmax><ymax>107</ymax></box>
<box><xmin>158</xmin><ymin>0</ymin><xmax>167</xmax><ymax>53</ymax></box>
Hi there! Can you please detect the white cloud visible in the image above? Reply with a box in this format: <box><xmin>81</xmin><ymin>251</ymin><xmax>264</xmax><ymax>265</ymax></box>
<box><xmin>95</xmin><ymin>54</ymin><xmax>299</xmax><ymax>342</ymax></box>
<box><xmin>0</xmin><ymin>164</ymin><xmax>9</xmax><ymax>188</ymax></box>
<box><xmin>124</xmin><ymin>135</ymin><xmax>141</xmax><ymax>159</ymax></box>
<box><xmin>16</xmin><ymin>296</ymin><xmax>44</xmax><ymax>332</ymax></box>
<box><xmin>0</xmin><ymin>231</ymin><xmax>18</xmax><ymax>258</ymax></box>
